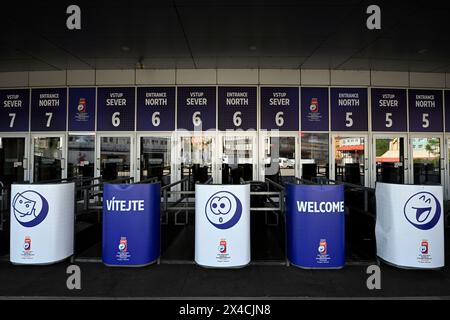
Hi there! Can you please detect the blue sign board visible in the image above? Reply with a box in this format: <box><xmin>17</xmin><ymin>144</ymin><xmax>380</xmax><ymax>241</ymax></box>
<box><xmin>97</xmin><ymin>87</ymin><xmax>135</xmax><ymax>131</ymax></box>
<box><xmin>137</xmin><ymin>87</ymin><xmax>175</xmax><ymax>131</ymax></box>
<box><xmin>371</xmin><ymin>88</ymin><xmax>407</xmax><ymax>132</ymax></box>
<box><xmin>286</xmin><ymin>184</ymin><xmax>345</xmax><ymax>268</ymax></box>
<box><xmin>102</xmin><ymin>183</ymin><xmax>161</xmax><ymax>266</ymax></box>
<box><xmin>0</xmin><ymin>89</ymin><xmax>29</xmax><ymax>132</ymax></box>
<box><xmin>68</xmin><ymin>87</ymin><xmax>96</xmax><ymax>131</ymax></box>
<box><xmin>177</xmin><ymin>87</ymin><xmax>216</xmax><ymax>131</ymax></box>
<box><xmin>330</xmin><ymin>87</ymin><xmax>368</xmax><ymax>131</ymax></box>
<box><xmin>218</xmin><ymin>87</ymin><xmax>257</xmax><ymax>131</ymax></box>
<box><xmin>260</xmin><ymin>87</ymin><xmax>299</xmax><ymax>131</ymax></box>
<box><xmin>31</xmin><ymin>88</ymin><xmax>67</xmax><ymax>131</ymax></box>
<box><xmin>300</xmin><ymin>87</ymin><xmax>329</xmax><ymax>131</ymax></box>
<box><xmin>408</xmin><ymin>89</ymin><xmax>443</xmax><ymax>132</ymax></box>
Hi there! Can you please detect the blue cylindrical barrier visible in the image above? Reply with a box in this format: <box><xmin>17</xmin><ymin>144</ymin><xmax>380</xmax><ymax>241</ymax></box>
<box><xmin>286</xmin><ymin>184</ymin><xmax>345</xmax><ymax>269</ymax></box>
<box><xmin>102</xmin><ymin>183</ymin><xmax>160</xmax><ymax>267</ymax></box>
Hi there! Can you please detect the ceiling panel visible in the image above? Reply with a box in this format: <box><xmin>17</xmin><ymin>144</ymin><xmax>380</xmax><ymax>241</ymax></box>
<box><xmin>0</xmin><ymin>0</ymin><xmax>449</xmax><ymax>72</ymax></box>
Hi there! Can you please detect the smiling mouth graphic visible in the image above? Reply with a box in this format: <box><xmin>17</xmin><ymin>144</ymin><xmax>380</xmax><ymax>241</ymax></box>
<box><xmin>412</xmin><ymin>206</ymin><xmax>432</xmax><ymax>223</ymax></box>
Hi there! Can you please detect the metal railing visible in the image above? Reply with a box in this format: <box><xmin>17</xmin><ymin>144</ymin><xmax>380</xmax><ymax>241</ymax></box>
<box><xmin>77</xmin><ymin>176</ymin><xmax>135</xmax><ymax>214</ymax></box>
<box><xmin>161</xmin><ymin>177</ymin><xmax>193</xmax><ymax>225</ymax></box>
<box><xmin>0</xmin><ymin>181</ymin><xmax>6</xmax><ymax>231</ymax></box>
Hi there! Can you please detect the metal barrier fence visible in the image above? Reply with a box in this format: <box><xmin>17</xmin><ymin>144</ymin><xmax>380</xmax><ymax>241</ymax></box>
<box><xmin>0</xmin><ymin>181</ymin><xmax>6</xmax><ymax>231</ymax></box>
<box><xmin>160</xmin><ymin>177</ymin><xmax>285</xmax><ymax>226</ymax></box>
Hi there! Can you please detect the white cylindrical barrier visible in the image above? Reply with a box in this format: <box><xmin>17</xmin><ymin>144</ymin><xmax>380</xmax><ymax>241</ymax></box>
<box><xmin>10</xmin><ymin>183</ymin><xmax>75</xmax><ymax>265</ymax></box>
<box><xmin>375</xmin><ymin>182</ymin><xmax>444</xmax><ymax>269</ymax></box>
<box><xmin>195</xmin><ymin>184</ymin><xmax>250</xmax><ymax>268</ymax></box>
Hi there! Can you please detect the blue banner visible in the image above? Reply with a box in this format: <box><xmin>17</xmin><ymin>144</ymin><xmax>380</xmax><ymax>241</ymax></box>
<box><xmin>0</xmin><ymin>89</ymin><xmax>29</xmax><ymax>132</ymax></box>
<box><xmin>177</xmin><ymin>87</ymin><xmax>216</xmax><ymax>131</ymax></box>
<box><xmin>102</xmin><ymin>183</ymin><xmax>161</xmax><ymax>266</ymax></box>
<box><xmin>31</xmin><ymin>88</ymin><xmax>67</xmax><ymax>131</ymax></box>
<box><xmin>286</xmin><ymin>184</ymin><xmax>345</xmax><ymax>268</ymax></box>
<box><xmin>330</xmin><ymin>87</ymin><xmax>368</xmax><ymax>131</ymax></box>
<box><xmin>218</xmin><ymin>87</ymin><xmax>257</xmax><ymax>130</ymax></box>
<box><xmin>68</xmin><ymin>87</ymin><xmax>96</xmax><ymax>131</ymax></box>
<box><xmin>137</xmin><ymin>87</ymin><xmax>175</xmax><ymax>131</ymax></box>
<box><xmin>371</xmin><ymin>88</ymin><xmax>407</xmax><ymax>132</ymax></box>
<box><xmin>260</xmin><ymin>87</ymin><xmax>299</xmax><ymax>131</ymax></box>
<box><xmin>97</xmin><ymin>87</ymin><xmax>135</xmax><ymax>131</ymax></box>
<box><xmin>300</xmin><ymin>87</ymin><xmax>329</xmax><ymax>131</ymax></box>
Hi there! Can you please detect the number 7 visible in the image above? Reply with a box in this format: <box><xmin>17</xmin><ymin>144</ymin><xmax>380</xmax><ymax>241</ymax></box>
<box><xmin>45</xmin><ymin>112</ymin><xmax>53</xmax><ymax>128</ymax></box>
<box><xmin>8</xmin><ymin>113</ymin><xmax>16</xmax><ymax>128</ymax></box>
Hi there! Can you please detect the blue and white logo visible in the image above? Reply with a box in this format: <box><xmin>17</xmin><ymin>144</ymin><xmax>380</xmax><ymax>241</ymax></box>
<box><xmin>12</xmin><ymin>191</ymin><xmax>49</xmax><ymax>227</ymax></box>
<box><xmin>205</xmin><ymin>191</ymin><xmax>242</xmax><ymax>229</ymax></box>
<box><xmin>404</xmin><ymin>192</ymin><xmax>441</xmax><ymax>230</ymax></box>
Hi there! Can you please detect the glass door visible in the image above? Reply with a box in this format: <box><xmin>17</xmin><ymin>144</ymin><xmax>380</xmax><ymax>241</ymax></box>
<box><xmin>176</xmin><ymin>133</ymin><xmax>216</xmax><ymax>190</ymax></box>
<box><xmin>260</xmin><ymin>133</ymin><xmax>298</xmax><ymax>185</ymax></box>
<box><xmin>0</xmin><ymin>135</ymin><xmax>29</xmax><ymax>186</ymax></box>
<box><xmin>410</xmin><ymin>135</ymin><xmax>443</xmax><ymax>185</ymax></box>
<box><xmin>331</xmin><ymin>134</ymin><xmax>369</xmax><ymax>186</ymax></box>
<box><xmin>31</xmin><ymin>134</ymin><xmax>66</xmax><ymax>183</ymax></box>
<box><xmin>219</xmin><ymin>132</ymin><xmax>257</xmax><ymax>184</ymax></box>
<box><xmin>96</xmin><ymin>134</ymin><xmax>134</xmax><ymax>181</ymax></box>
<box><xmin>300</xmin><ymin>132</ymin><xmax>329</xmax><ymax>181</ymax></box>
<box><xmin>137</xmin><ymin>134</ymin><xmax>172</xmax><ymax>186</ymax></box>
<box><xmin>372</xmin><ymin>135</ymin><xmax>408</xmax><ymax>186</ymax></box>
<box><xmin>68</xmin><ymin>134</ymin><xmax>95</xmax><ymax>180</ymax></box>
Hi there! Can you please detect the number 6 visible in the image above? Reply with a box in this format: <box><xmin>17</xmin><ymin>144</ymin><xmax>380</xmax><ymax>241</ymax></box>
<box><xmin>152</xmin><ymin>112</ymin><xmax>160</xmax><ymax>127</ymax></box>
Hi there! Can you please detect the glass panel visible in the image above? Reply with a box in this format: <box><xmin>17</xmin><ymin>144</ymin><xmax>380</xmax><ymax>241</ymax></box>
<box><xmin>140</xmin><ymin>137</ymin><xmax>171</xmax><ymax>186</ymax></box>
<box><xmin>33</xmin><ymin>137</ymin><xmax>62</xmax><ymax>182</ymax></box>
<box><xmin>180</xmin><ymin>136</ymin><xmax>213</xmax><ymax>188</ymax></box>
<box><xmin>264</xmin><ymin>136</ymin><xmax>296</xmax><ymax>185</ymax></box>
<box><xmin>68</xmin><ymin>135</ymin><xmax>95</xmax><ymax>179</ymax></box>
<box><xmin>301</xmin><ymin>133</ymin><xmax>329</xmax><ymax>180</ymax></box>
<box><xmin>375</xmin><ymin>137</ymin><xmax>405</xmax><ymax>184</ymax></box>
<box><xmin>0</xmin><ymin>138</ymin><xmax>25</xmax><ymax>186</ymax></box>
<box><xmin>222</xmin><ymin>136</ymin><xmax>254</xmax><ymax>184</ymax></box>
<box><xmin>100</xmin><ymin>137</ymin><xmax>131</xmax><ymax>180</ymax></box>
<box><xmin>412</xmin><ymin>137</ymin><xmax>441</xmax><ymax>185</ymax></box>
<box><xmin>334</xmin><ymin>136</ymin><xmax>365</xmax><ymax>186</ymax></box>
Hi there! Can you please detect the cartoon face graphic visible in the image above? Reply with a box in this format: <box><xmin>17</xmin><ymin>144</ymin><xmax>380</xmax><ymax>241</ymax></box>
<box><xmin>12</xmin><ymin>190</ymin><xmax>49</xmax><ymax>228</ymax></box>
<box><xmin>404</xmin><ymin>192</ymin><xmax>441</xmax><ymax>230</ymax></box>
<box><xmin>13</xmin><ymin>194</ymin><xmax>37</xmax><ymax>217</ymax></box>
<box><xmin>205</xmin><ymin>191</ymin><xmax>242</xmax><ymax>229</ymax></box>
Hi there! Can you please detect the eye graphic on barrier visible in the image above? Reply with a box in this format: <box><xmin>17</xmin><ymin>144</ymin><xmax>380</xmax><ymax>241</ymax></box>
<box><xmin>205</xmin><ymin>191</ymin><xmax>242</xmax><ymax>229</ymax></box>
<box><xmin>404</xmin><ymin>192</ymin><xmax>441</xmax><ymax>230</ymax></box>
<box><xmin>12</xmin><ymin>191</ymin><xmax>49</xmax><ymax>228</ymax></box>
<box><xmin>210</xmin><ymin>196</ymin><xmax>232</xmax><ymax>215</ymax></box>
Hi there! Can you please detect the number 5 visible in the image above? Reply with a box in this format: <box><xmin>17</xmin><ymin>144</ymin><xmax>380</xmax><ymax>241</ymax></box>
<box><xmin>345</xmin><ymin>112</ymin><xmax>353</xmax><ymax>127</ymax></box>
<box><xmin>385</xmin><ymin>112</ymin><xmax>393</xmax><ymax>128</ymax></box>
<box><xmin>422</xmin><ymin>113</ymin><xmax>429</xmax><ymax>128</ymax></box>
